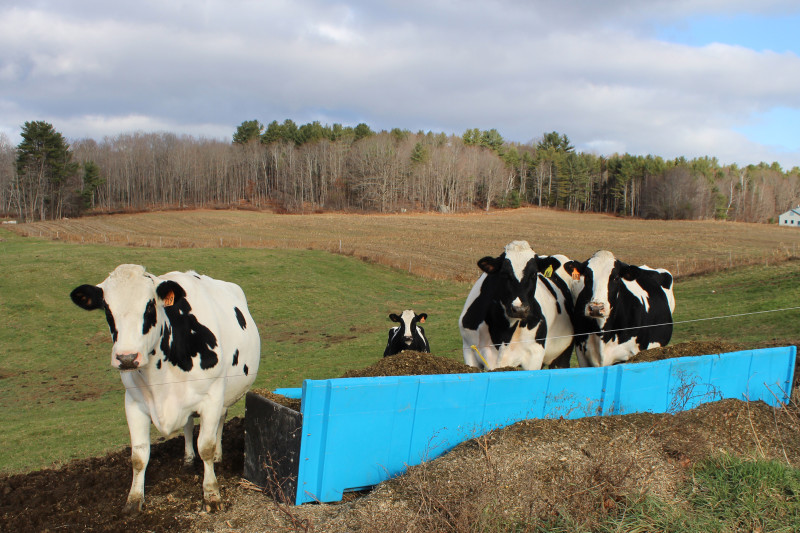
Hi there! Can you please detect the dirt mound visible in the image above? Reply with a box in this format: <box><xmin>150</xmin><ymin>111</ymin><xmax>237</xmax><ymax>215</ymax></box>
<box><xmin>2</xmin><ymin>341</ymin><xmax>798</xmax><ymax>533</ymax></box>
<box><xmin>339</xmin><ymin>350</ymin><xmax>482</xmax><ymax>378</ymax></box>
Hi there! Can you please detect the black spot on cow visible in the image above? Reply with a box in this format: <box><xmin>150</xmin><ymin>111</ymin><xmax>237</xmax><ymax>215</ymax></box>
<box><xmin>234</xmin><ymin>307</ymin><xmax>247</xmax><ymax>329</ymax></box>
<box><xmin>142</xmin><ymin>299</ymin><xmax>157</xmax><ymax>334</ymax></box>
<box><xmin>103</xmin><ymin>304</ymin><xmax>118</xmax><ymax>342</ymax></box>
<box><xmin>243</xmin><ymin>364</ymin><xmax>248</xmax><ymax>376</ymax></box>
<box><xmin>232</xmin><ymin>349</ymin><xmax>239</xmax><ymax>367</ymax></box>
<box><xmin>156</xmin><ymin>359</ymin><xmax>161</xmax><ymax>370</ymax></box>
<box><xmin>149</xmin><ymin>350</ymin><xmax>155</xmax><ymax>356</ymax></box>
<box><xmin>156</xmin><ymin>280</ymin><xmax>219</xmax><ymax>372</ymax></box>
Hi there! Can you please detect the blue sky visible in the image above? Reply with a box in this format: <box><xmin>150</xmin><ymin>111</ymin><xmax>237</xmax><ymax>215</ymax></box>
<box><xmin>658</xmin><ymin>10</ymin><xmax>800</xmax><ymax>162</ymax></box>
<box><xmin>1</xmin><ymin>1</ymin><xmax>799</xmax><ymax>170</ymax></box>
<box><xmin>658</xmin><ymin>12</ymin><xmax>800</xmax><ymax>54</ymax></box>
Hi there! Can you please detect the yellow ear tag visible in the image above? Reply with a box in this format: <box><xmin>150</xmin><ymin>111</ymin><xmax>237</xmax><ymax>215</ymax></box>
<box><xmin>163</xmin><ymin>291</ymin><xmax>175</xmax><ymax>307</ymax></box>
<box><xmin>543</xmin><ymin>265</ymin><xmax>553</xmax><ymax>278</ymax></box>
<box><xmin>420</xmin><ymin>317</ymin><xmax>426</xmax><ymax>323</ymax></box>
<box><xmin>571</xmin><ymin>270</ymin><xmax>581</xmax><ymax>281</ymax></box>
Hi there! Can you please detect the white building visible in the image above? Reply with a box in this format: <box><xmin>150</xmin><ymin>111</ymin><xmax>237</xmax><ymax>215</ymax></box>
<box><xmin>779</xmin><ymin>207</ymin><xmax>800</xmax><ymax>227</ymax></box>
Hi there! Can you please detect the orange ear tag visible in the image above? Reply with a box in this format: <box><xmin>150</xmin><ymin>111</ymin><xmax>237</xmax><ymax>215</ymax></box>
<box><xmin>420</xmin><ymin>317</ymin><xmax>426</xmax><ymax>323</ymax></box>
<box><xmin>571</xmin><ymin>270</ymin><xmax>581</xmax><ymax>281</ymax></box>
<box><xmin>163</xmin><ymin>291</ymin><xmax>175</xmax><ymax>307</ymax></box>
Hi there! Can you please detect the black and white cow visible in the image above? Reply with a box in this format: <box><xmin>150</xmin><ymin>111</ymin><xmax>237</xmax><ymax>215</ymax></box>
<box><xmin>563</xmin><ymin>250</ymin><xmax>675</xmax><ymax>367</ymax></box>
<box><xmin>459</xmin><ymin>241</ymin><xmax>574</xmax><ymax>370</ymax></box>
<box><xmin>70</xmin><ymin>264</ymin><xmax>260</xmax><ymax>513</ymax></box>
<box><xmin>384</xmin><ymin>310</ymin><xmax>430</xmax><ymax>356</ymax></box>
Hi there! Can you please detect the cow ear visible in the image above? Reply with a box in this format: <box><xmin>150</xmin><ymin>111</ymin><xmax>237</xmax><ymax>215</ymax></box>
<box><xmin>563</xmin><ymin>261</ymin><xmax>582</xmax><ymax>279</ymax></box>
<box><xmin>156</xmin><ymin>280</ymin><xmax>186</xmax><ymax>307</ymax></box>
<box><xmin>477</xmin><ymin>256</ymin><xmax>501</xmax><ymax>274</ymax></box>
<box><xmin>536</xmin><ymin>256</ymin><xmax>560</xmax><ymax>277</ymax></box>
<box><xmin>620</xmin><ymin>264</ymin><xmax>641</xmax><ymax>281</ymax></box>
<box><xmin>71</xmin><ymin>285</ymin><xmax>104</xmax><ymax>310</ymax></box>
<box><xmin>389</xmin><ymin>313</ymin><xmax>401</xmax><ymax>323</ymax></box>
<box><xmin>417</xmin><ymin>313</ymin><xmax>427</xmax><ymax>323</ymax></box>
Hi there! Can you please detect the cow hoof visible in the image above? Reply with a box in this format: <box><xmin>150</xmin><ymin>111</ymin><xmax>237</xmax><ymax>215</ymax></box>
<box><xmin>203</xmin><ymin>498</ymin><xmax>225</xmax><ymax>513</ymax></box>
<box><xmin>181</xmin><ymin>461</ymin><xmax>195</xmax><ymax>473</ymax></box>
<box><xmin>122</xmin><ymin>498</ymin><xmax>143</xmax><ymax>514</ymax></box>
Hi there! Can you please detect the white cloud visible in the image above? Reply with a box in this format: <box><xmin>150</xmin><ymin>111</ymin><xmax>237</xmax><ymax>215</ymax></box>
<box><xmin>0</xmin><ymin>0</ymin><xmax>798</xmax><ymax>168</ymax></box>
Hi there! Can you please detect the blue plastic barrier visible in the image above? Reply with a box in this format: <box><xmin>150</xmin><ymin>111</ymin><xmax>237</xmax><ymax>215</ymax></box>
<box><xmin>245</xmin><ymin>347</ymin><xmax>796</xmax><ymax>505</ymax></box>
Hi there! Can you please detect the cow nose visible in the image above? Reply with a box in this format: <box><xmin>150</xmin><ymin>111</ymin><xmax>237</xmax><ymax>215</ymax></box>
<box><xmin>588</xmin><ymin>302</ymin><xmax>605</xmax><ymax>317</ymax></box>
<box><xmin>404</xmin><ymin>335</ymin><xmax>413</xmax><ymax>344</ymax></box>
<box><xmin>510</xmin><ymin>304</ymin><xmax>529</xmax><ymax>317</ymax></box>
<box><xmin>116</xmin><ymin>353</ymin><xmax>139</xmax><ymax>369</ymax></box>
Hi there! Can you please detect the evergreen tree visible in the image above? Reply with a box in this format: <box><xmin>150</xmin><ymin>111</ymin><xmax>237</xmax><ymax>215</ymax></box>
<box><xmin>353</xmin><ymin>123</ymin><xmax>374</xmax><ymax>141</ymax></box>
<box><xmin>14</xmin><ymin>121</ymin><xmax>79</xmax><ymax>221</ymax></box>
<box><xmin>80</xmin><ymin>160</ymin><xmax>103</xmax><ymax>209</ymax></box>
<box><xmin>480</xmin><ymin>129</ymin><xmax>504</xmax><ymax>152</ymax></box>
<box><xmin>232</xmin><ymin>120</ymin><xmax>264</xmax><ymax>144</ymax></box>
<box><xmin>410</xmin><ymin>142</ymin><xmax>429</xmax><ymax>164</ymax></box>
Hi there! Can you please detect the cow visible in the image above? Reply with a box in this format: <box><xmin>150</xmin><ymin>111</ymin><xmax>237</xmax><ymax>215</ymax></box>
<box><xmin>563</xmin><ymin>250</ymin><xmax>675</xmax><ymax>367</ymax></box>
<box><xmin>383</xmin><ymin>309</ymin><xmax>430</xmax><ymax>356</ymax></box>
<box><xmin>459</xmin><ymin>241</ymin><xmax>574</xmax><ymax>371</ymax></box>
<box><xmin>70</xmin><ymin>264</ymin><xmax>260</xmax><ymax>513</ymax></box>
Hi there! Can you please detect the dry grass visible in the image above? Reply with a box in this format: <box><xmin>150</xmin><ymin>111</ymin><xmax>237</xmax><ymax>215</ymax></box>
<box><xmin>11</xmin><ymin>207</ymin><xmax>800</xmax><ymax>280</ymax></box>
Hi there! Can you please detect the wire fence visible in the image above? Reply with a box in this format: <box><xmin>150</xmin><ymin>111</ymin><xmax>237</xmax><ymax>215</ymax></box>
<box><xmin>111</xmin><ymin>305</ymin><xmax>800</xmax><ymax>392</ymax></box>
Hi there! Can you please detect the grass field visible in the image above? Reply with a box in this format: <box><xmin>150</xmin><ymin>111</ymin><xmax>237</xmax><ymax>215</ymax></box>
<box><xmin>1</xmin><ymin>209</ymin><xmax>800</xmax><ymax>475</ymax></box>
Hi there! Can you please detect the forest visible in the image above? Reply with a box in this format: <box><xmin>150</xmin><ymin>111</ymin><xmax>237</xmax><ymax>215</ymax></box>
<box><xmin>1</xmin><ymin>119</ymin><xmax>799</xmax><ymax>223</ymax></box>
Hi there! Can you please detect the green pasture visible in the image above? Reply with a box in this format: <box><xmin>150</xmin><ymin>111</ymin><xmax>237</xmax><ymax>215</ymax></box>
<box><xmin>1</xmin><ymin>227</ymin><xmax>799</xmax><ymax>474</ymax></box>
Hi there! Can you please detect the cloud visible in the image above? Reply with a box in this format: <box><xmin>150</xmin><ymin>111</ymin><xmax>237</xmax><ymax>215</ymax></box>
<box><xmin>0</xmin><ymin>0</ymin><xmax>798</xmax><ymax>168</ymax></box>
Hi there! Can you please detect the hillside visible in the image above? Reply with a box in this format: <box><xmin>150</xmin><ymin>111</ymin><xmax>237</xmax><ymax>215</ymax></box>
<box><xmin>10</xmin><ymin>207</ymin><xmax>800</xmax><ymax>280</ymax></box>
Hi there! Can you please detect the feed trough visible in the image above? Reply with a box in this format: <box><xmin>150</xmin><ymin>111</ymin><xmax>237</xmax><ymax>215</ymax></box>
<box><xmin>243</xmin><ymin>346</ymin><xmax>796</xmax><ymax>505</ymax></box>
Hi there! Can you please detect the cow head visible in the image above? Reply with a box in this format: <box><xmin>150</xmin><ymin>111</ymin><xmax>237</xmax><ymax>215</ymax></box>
<box><xmin>389</xmin><ymin>310</ymin><xmax>427</xmax><ymax>347</ymax></box>
<box><xmin>71</xmin><ymin>264</ymin><xmax>182</xmax><ymax>371</ymax></box>
<box><xmin>477</xmin><ymin>240</ymin><xmax>561</xmax><ymax>321</ymax></box>
<box><xmin>564</xmin><ymin>250</ymin><xmax>643</xmax><ymax>325</ymax></box>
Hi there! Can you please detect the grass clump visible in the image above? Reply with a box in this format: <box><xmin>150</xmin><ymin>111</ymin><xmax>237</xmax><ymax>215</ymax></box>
<box><xmin>605</xmin><ymin>454</ymin><xmax>800</xmax><ymax>533</ymax></box>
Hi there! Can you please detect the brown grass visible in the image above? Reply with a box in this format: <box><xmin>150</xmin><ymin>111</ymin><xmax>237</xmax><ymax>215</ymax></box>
<box><xmin>10</xmin><ymin>207</ymin><xmax>800</xmax><ymax>280</ymax></box>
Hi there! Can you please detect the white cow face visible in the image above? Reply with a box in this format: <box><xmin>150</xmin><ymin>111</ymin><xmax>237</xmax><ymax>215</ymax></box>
<box><xmin>564</xmin><ymin>250</ymin><xmax>643</xmax><ymax>325</ymax></box>
<box><xmin>477</xmin><ymin>240</ymin><xmax>560</xmax><ymax>321</ymax></box>
<box><xmin>71</xmin><ymin>264</ymin><xmax>170</xmax><ymax>370</ymax></box>
<box><xmin>389</xmin><ymin>309</ymin><xmax>427</xmax><ymax>345</ymax></box>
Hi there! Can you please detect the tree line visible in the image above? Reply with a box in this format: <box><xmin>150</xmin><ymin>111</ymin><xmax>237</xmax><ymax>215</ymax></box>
<box><xmin>1</xmin><ymin>119</ymin><xmax>799</xmax><ymax>223</ymax></box>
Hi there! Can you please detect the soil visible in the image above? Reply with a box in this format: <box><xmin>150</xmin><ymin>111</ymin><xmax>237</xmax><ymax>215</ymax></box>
<box><xmin>2</xmin><ymin>341</ymin><xmax>799</xmax><ymax>533</ymax></box>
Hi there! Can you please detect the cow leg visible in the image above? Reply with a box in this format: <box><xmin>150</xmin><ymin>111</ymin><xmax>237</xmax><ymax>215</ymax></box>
<box><xmin>197</xmin><ymin>407</ymin><xmax>225</xmax><ymax>512</ymax></box>
<box><xmin>462</xmin><ymin>344</ymin><xmax>482</xmax><ymax>368</ymax></box>
<box><xmin>123</xmin><ymin>394</ymin><xmax>151</xmax><ymax>514</ymax></box>
<box><xmin>213</xmin><ymin>409</ymin><xmax>226</xmax><ymax>463</ymax></box>
<box><xmin>549</xmin><ymin>345</ymin><xmax>573</xmax><ymax>369</ymax></box>
<box><xmin>182</xmin><ymin>417</ymin><xmax>195</xmax><ymax>471</ymax></box>
<box><xmin>575</xmin><ymin>345</ymin><xmax>589</xmax><ymax>367</ymax></box>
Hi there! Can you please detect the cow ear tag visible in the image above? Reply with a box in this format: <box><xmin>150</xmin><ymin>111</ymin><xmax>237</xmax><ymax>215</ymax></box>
<box><xmin>420</xmin><ymin>317</ymin><xmax>426</xmax><ymax>323</ymax></box>
<box><xmin>571</xmin><ymin>270</ymin><xmax>581</xmax><ymax>281</ymax></box>
<box><xmin>543</xmin><ymin>265</ymin><xmax>553</xmax><ymax>278</ymax></box>
<box><xmin>163</xmin><ymin>291</ymin><xmax>175</xmax><ymax>307</ymax></box>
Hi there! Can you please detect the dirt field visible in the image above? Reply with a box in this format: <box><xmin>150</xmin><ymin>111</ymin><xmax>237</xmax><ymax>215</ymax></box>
<box><xmin>2</xmin><ymin>341</ymin><xmax>798</xmax><ymax>532</ymax></box>
<box><xmin>10</xmin><ymin>207</ymin><xmax>800</xmax><ymax>280</ymax></box>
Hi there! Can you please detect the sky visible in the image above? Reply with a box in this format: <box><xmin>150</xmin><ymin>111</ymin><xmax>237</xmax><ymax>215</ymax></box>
<box><xmin>1</xmin><ymin>0</ymin><xmax>799</xmax><ymax>169</ymax></box>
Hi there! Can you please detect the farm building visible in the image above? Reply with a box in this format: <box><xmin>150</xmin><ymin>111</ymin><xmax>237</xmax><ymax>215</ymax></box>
<box><xmin>779</xmin><ymin>206</ymin><xmax>800</xmax><ymax>226</ymax></box>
